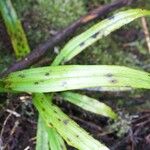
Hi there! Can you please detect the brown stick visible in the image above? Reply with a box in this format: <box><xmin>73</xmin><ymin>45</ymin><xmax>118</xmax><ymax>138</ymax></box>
<box><xmin>1</xmin><ymin>0</ymin><xmax>136</xmax><ymax>76</ymax></box>
<box><xmin>141</xmin><ymin>17</ymin><xmax>150</xmax><ymax>53</ymax></box>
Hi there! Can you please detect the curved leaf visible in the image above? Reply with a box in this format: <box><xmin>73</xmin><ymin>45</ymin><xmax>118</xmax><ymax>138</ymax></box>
<box><xmin>36</xmin><ymin>117</ymin><xmax>49</xmax><ymax>150</ymax></box>
<box><xmin>52</xmin><ymin>9</ymin><xmax>150</xmax><ymax>65</ymax></box>
<box><xmin>61</xmin><ymin>92</ymin><xmax>117</xmax><ymax>119</ymax></box>
<box><xmin>3</xmin><ymin>65</ymin><xmax>150</xmax><ymax>92</ymax></box>
<box><xmin>47</xmin><ymin>127</ymin><xmax>67</xmax><ymax>150</ymax></box>
<box><xmin>33</xmin><ymin>93</ymin><xmax>109</xmax><ymax>150</ymax></box>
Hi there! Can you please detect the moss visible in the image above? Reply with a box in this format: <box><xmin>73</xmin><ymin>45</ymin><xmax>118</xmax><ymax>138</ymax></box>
<box><xmin>12</xmin><ymin>0</ymin><xmax>86</xmax><ymax>46</ymax></box>
<box><xmin>88</xmin><ymin>0</ymin><xmax>112</xmax><ymax>5</ymax></box>
<box><xmin>84</xmin><ymin>0</ymin><xmax>112</xmax><ymax>9</ymax></box>
<box><xmin>0</xmin><ymin>49</ymin><xmax>14</xmax><ymax>72</ymax></box>
<box><xmin>68</xmin><ymin>18</ymin><xmax>150</xmax><ymax>72</ymax></box>
<box><xmin>108</xmin><ymin>113</ymin><xmax>132</xmax><ymax>137</ymax></box>
<box><xmin>69</xmin><ymin>35</ymin><xmax>140</xmax><ymax>67</ymax></box>
<box><xmin>37</xmin><ymin>0</ymin><xmax>86</xmax><ymax>28</ymax></box>
<box><xmin>11</xmin><ymin>0</ymin><xmax>150</xmax><ymax>69</ymax></box>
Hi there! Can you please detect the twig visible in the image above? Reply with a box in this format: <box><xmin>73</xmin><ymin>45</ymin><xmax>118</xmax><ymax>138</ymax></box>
<box><xmin>70</xmin><ymin>115</ymin><xmax>102</xmax><ymax>132</ymax></box>
<box><xmin>0</xmin><ymin>114</ymin><xmax>12</xmax><ymax>138</ymax></box>
<box><xmin>6</xmin><ymin>109</ymin><xmax>21</xmax><ymax>117</ymax></box>
<box><xmin>10</xmin><ymin>120</ymin><xmax>19</xmax><ymax>136</ymax></box>
<box><xmin>24</xmin><ymin>146</ymin><xmax>30</xmax><ymax>150</ymax></box>
<box><xmin>111</xmin><ymin>136</ymin><xmax>129</xmax><ymax>150</ymax></box>
<box><xmin>141</xmin><ymin>17</ymin><xmax>150</xmax><ymax>53</ymax></box>
<box><xmin>1</xmin><ymin>0</ymin><xmax>136</xmax><ymax>76</ymax></box>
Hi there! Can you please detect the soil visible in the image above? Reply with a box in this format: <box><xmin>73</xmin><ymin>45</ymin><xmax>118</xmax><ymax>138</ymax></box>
<box><xmin>0</xmin><ymin>92</ymin><xmax>150</xmax><ymax>150</ymax></box>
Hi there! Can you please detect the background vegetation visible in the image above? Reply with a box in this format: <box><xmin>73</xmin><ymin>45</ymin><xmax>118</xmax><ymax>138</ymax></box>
<box><xmin>0</xmin><ymin>0</ymin><xmax>150</xmax><ymax>149</ymax></box>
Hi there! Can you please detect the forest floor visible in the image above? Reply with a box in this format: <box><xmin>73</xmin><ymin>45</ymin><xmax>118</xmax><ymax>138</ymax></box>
<box><xmin>0</xmin><ymin>0</ymin><xmax>150</xmax><ymax>150</ymax></box>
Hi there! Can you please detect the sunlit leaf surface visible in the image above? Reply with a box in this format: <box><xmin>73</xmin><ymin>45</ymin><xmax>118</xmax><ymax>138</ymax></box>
<box><xmin>3</xmin><ymin>65</ymin><xmax>150</xmax><ymax>92</ymax></box>
<box><xmin>61</xmin><ymin>92</ymin><xmax>117</xmax><ymax>119</ymax></box>
<box><xmin>33</xmin><ymin>93</ymin><xmax>109</xmax><ymax>150</ymax></box>
<box><xmin>53</xmin><ymin>9</ymin><xmax>150</xmax><ymax>65</ymax></box>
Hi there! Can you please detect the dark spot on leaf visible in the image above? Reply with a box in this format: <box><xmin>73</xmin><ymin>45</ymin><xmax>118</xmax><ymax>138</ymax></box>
<box><xmin>42</xmin><ymin>108</ymin><xmax>45</xmax><ymax>111</ymax></box>
<box><xmin>105</xmin><ymin>73</ymin><xmax>113</xmax><ymax>78</ymax></box>
<box><xmin>79</xmin><ymin>42</ymin><xmax>85</xmax><ymax>47</ymax></box>
<box><xmin>5</xmin><ymin>84</ymin><xmax>12</xmax><ymax>91</ymax></box>
<box><xmin>49</xmin><ymin>123</ymin><xmax>53</xmax><ymax>127</ymax></box>
<box><xmin>111</xmin><ymin>79</ymin><xmax>118</xmax><ymax>84</ymax></box>
<box><xmin>67</xmin><ymin>138</ymin><xmax>71</xmax><ymax>142</ymax></box>
<box><xmin>76</xmin><ymin>135</ymin><xmax>79</xmax><ymax>138</ymax></box>
<box><xmin>125</xmin><ymin>86</ymin><xmax>132</xmax><ymax>89</ymax></box>
<box><xmin>91</xmin><ymin>32</ymin><xmax>99</xmax><ymax>38</ymax></box>
<box><xmin>5</xmin><ymin>81</ymin><xmax>11</xmax><ymax>89</ymax></box>
<box><xmin>34</xmin><ymin>82</ymin><xmax>39</xmax><ymax>85</ymax></box>
<box><xmin>18</xmin><ymin>74</ymin><xmax>25</xmax><ymax>78</ymax></box>
<box><xmin>53</xmin><ymin>110</ymin><xmax>57</xmax><ymax>113</ymax></box>
<box><xmin>61</xmin><ymin>81</ymin><xmax>67</xmax><ymax>87</ymax></box>
<box><xmin>45</xmin><ymin>72</ymin><xmax>50</xmax><ymax>76</ymax></box>
<box><xmin>108</xmin><ymin>15</ymin><xmax>114</xmax><ymax>20</ymax></box>
<box><xmin>58</xmin><ymin>118</ymin><xmax>61</xmax><ymax>121</ymax></box>
<box><xmin>63</xmin><ymin>119</ymin><xmax>69</xmax><ymax>125</ymax></box>
<box><xmin>40</xmin><ymin>98</ymin><xmax>44</xmax><ymax>103</ymax></box>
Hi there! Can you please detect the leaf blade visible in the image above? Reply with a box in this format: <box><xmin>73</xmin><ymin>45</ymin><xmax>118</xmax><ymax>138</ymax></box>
<box><xmin>61</xmin><ymin>92</ymin><xmax>117</xmax><ymax>119</ymax></box>
<box><xmin>4</xmin><ymin>65</ymin><xmax>150</xmax><ymax>92</ymax></box>
<box><xmin>36</xmin><ymin>117</ymin><xmax>49</xmax><ymax>150</ymax></box>
<box><xmin>33</xmin><ymin>93</ymin><xmax>109</xmax><ymax>150</ymax></box>
<box><xmin>47</xmin><ymin>127</ymin><xmax>67</xmax><ymax>150</ymax></box>
<box><xmin>52</xmin><ymin>9</ymin><xmax>150</xmax><ymax>65</ymax></box>
<box><xmin>0</xmin><ymin>0</ymin><xmax>30</xmax><ymax>58</ymax></box>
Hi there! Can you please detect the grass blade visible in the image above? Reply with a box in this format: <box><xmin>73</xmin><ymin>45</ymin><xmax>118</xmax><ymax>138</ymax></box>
<box><xmin>61</xmin><ymin>92</ymin><xmax>117</xmax><ymax>119</ymax></box>
<box><xmin>47</xmin><ymin>127</ymin><xmax>67</xmax><ymax>150</ymax></box>
<box><xmin>3</xmin><ymin>65</ymin><xmax>150</xmax><ymax>92</ymax></box>
<box><xmin>52</xmin><ymin>9</ymin><xmax>150</xmax><ymax>65</ymax></box>
<box><xmin>36</xmin><ymin>117</ymin><xmax>49</xmax><ymax>150</ymax></box>
<box><xmin>36</xmin><ymin>116</ymin><xmax>67</xmax><ymax>150</ymax></box>
<box><xmin>33</xmin><ymin>93</ymin><xmax>109</xmax><ymax>150</ymax></box>
<box><xmin>0</xmin><ymin>0</ymin><xmax>30</xmax><ymax>58</ymax></box>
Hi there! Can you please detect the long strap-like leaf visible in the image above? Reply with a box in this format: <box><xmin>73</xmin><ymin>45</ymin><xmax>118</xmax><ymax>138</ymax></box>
<box><xmin>33</xmin><ymin>93</ymin><xmax>109</xmax><ymax>150</ymax></box>
<box><xmin>0</xmin><ymin>0</ymin><xmax>30</xmax><ymax>58</ymax></box>
<box><xmin>0</xmin><ymin>1</ymin><xmax>66</xmax><ymax>149</ymax></box>
<box><xmin>3</xmin><ymin>65</ymin><xmax>150</xmax><ymax>92</ymax></box>
<box><xmin>61</xmin><ymin>92</ymin><xmax>117</xmax><ymax>119</ymax></box>
<box><xmin>53</xmin><ymin>9</ymin><xmax>150</xmax><ymax>65</ymax></box>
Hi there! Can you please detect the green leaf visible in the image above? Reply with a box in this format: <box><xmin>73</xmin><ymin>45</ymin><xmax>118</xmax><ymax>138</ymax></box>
<box><xmin>36</xmin><ymin>116</ymin><xmax>67</xmax><ymax>150</ymax></box>
<box><xmin>0</xmin><ymin>1</ymin><xmax>66</xmax><ymax>149</ymax></box>
<box><xmin>0</xmin><ymin>1</ymin><xmax>64</xmax><ymax>149</ymax></box>
<box><xmin>52</xmin><ymin>9</ymin><xmax>150</xmax><ymax>65</ymax></box>
<box><xmin>47</xmin><ymin>127</ymin><xmax>67</xmax><ymax>150</ymax></box>
<box><xmin>33</xmin><ymin>93</ymin><xmax>109</xmax><ymax>150</ymax></box>
<box><xmin>36</xmin><ymin>117</ymin><xmax>49</xmax><ymax>150</ymax></box>
<box><xmin>61</xmin><ymin>92</ymin><xmax>117</xmax><ymax>119</ymax></box>
<box><xmin>0</xmin><ymin>0</ymin><xmax>30</xmax><ymax>58</ymax></box>
<box><xmin>0</xmin><ymin>81</ymin><xmax>8</xmax><ymax>92</ymax></box>
<box><xmin>3</xmin><ymin>65</ymin><xmax>150</xmax><ymax>92</ymax></box>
